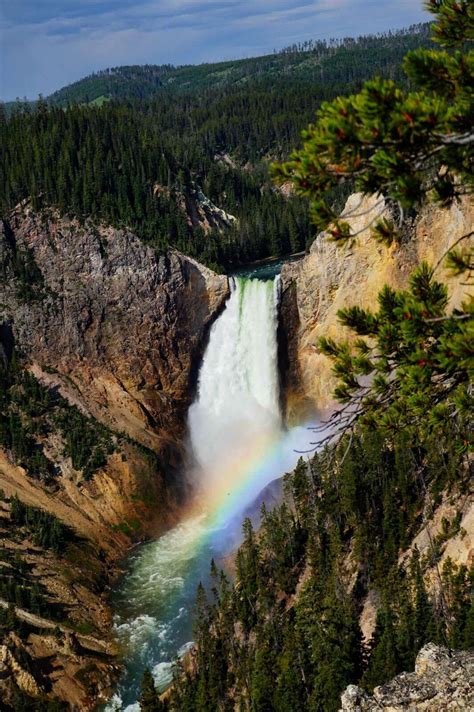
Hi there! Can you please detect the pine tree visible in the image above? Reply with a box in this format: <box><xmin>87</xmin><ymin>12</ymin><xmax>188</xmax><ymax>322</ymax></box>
<box><xmin>273</xmin><ymin>1</ymin><xmax>473</xmax><ymax>245</ymax></box>
<box><xmin>139</xmin><ymin>668</ymin><xmax>167</xmax><ymax>712</ymax></box>
<box><xmin>235</xmin><ymin>518</ymin><xmax>260</xmax><ymax>632</ymax></box>
<box><xmin>273</xmin><ymin>0</ymin><xmax>473</xmax><ymax>436</ymax></box>
<box><xmin>410</xmin><ymin>548</ymin><xmax>438</xmax><ymax>650</ymax></box>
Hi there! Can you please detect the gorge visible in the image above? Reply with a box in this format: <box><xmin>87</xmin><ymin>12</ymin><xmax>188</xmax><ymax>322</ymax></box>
<box><xmin>1</xmin><ymin>8</ymin><xmax>473</xmax><ymax>708</ymax></box>
<box><xmin>0</xmin><ymin>193</ymin><xmax>472</xmax><ymax>710</ymax></box>
<box><xmin>109</xmin><ymin>273</ymin><xmax>318</xmax><ymax>710</ymax></box>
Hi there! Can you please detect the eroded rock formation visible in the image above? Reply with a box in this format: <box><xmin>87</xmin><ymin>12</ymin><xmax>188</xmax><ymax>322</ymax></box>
<box><xmin>1</xmin><ymin>203</ymin><xmax>229</xmax><ymax>451</ymax></box>
<box><xmin>340</xmin><ymin>644</ymin><xmax>474</xmax><ymax>711</ymax></box>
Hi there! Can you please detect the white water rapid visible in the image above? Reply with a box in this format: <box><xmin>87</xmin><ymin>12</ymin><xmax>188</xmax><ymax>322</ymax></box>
<box><xmin>107</xmin><ymin>273</ymin><xmax>316</xmax><ymax>711</ymax></box>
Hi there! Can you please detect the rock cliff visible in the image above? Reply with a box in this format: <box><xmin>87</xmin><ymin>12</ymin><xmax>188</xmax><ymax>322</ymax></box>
<box><xmin>0</xmin><ymin>202</ymin><xmax>229</xmax><ymax>548</ymax></box>
<box><xmin>1</xmin><ymin>203</ymin><xmax>229</xmax><ymax>451</ymax></box>
<box><xmin>280</xmin><ymin>193</ymin><xmax>473</xmax><ymax>421</ymax></box>
<box><xmin>340</xmin><ymin>644</ymin><xmax>474</xmax><ymax>711</ymax></box>
<box><xmin>0</xmin><ymin>203</ymin><xmax>229</xmax><ymax>708</ymax></box>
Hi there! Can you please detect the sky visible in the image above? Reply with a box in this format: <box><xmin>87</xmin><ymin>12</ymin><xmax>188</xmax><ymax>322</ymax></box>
<box><xmin>1</xmin><ymin>1</ymin><xmax>430</xmax><ymax>101</ymax></box>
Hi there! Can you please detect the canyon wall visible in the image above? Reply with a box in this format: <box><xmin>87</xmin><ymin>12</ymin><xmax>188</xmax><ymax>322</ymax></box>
<box><xmin>1</xmin><ymin>202</ymin><xmax>229</xmax><ymax>452</ymax></box>
<box><xmin>280</xmin><ymin>193</ymin><xmax>473</xmax><ymax>421</ymax></box>
<box><xmin>0</xmin><ymin>201</ymin><xmax>230</xmax><ymax>544</ymax></box>
<box><xmin>280</xmin><ymin>192</ymin><xmax>473</xmax><ymax>654</ymax></box>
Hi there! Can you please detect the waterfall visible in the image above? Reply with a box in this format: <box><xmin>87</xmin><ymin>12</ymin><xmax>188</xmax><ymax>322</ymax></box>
<box><xmin>188</xmin><ymin>276</ymin><xmax>282</xmax><ymax>503</ymax></box>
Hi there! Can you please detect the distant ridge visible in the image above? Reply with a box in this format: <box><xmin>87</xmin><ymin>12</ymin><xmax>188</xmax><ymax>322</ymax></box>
<box><xmin>4</xmin><ymin>23</ymin><xmax>431</xmax><ymax>110</ymax></box>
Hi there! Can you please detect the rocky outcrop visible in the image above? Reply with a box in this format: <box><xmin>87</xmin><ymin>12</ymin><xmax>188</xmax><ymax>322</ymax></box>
<box><xmin>1</xmin><ymin>643</ymin><xmax>41</xmax><ymax>697</ymax></box>
<box><xmin>0</xmin><ymin>630</ymin><xmax>120</xmax><ymax>710</ymax></box>
<box><xmin>280</xmin><ymin>193</ymin><xmax>473</xmax><ymax>421</ymax></box>
<box><xmin>154</xmin><ymin>183</ymin><xmax>237</xmax><ymax>233</ymax></box>
<box><xmin>339</xmin><ymin>644</ymin><xmax>474</xmax><ymax>711</ymax></box>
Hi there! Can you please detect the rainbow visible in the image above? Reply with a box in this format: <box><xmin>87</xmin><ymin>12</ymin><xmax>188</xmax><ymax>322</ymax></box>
<box><xmin>184</xmin><ymin>420</ymin><xmax>314</xmax><ymax>549</ymax></box>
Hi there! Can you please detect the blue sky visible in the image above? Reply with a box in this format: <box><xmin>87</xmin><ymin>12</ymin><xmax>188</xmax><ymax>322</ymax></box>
<box><xmin>1</xmin><ymin>1</ymin><xmax>430</xmax><ymax>101</ymax></box>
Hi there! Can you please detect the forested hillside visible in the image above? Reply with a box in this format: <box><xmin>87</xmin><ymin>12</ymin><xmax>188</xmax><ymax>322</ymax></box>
<box><xmin>0</xmin><ymin>25</ymin><xmax>433</xmax><ymax>270</ymax></box>
<box><xmin>7</xmin><ymin>25</ymin><xmax>431</xmax><ymax>109</ymax></box>
<box><xmin>170</xmin><ymin>431</ymin><xmax>472</xmax><ymax>712</ymax></box>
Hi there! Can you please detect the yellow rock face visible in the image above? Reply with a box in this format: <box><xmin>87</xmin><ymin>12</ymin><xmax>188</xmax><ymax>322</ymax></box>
<box><xmin>280</xmin><ymin>193</ymin><xmax>473</xmax><ymax>420</ymax></box>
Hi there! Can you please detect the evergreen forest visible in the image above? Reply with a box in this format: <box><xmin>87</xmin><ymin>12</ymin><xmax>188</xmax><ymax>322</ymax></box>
<box><xmin>167</xmin><ymin>431</ymin><xmax>472</xmax><ymax>712</ymax></box>
<box><xmin>1</xmin><ymin>25</ymin><xmax>433</xmax><ymax>270</ymax></box>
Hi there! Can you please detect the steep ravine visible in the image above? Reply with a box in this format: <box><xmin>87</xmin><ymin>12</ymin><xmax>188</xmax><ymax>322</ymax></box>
<box><xmin>0</xmin><ymin>203</ymin><xmax>229</xmax><ymax>708</ymax></box>
<box><xmin>1</xmin><ymin>195</ymin><xmax>472</xmax><ymax>709</ymax></box>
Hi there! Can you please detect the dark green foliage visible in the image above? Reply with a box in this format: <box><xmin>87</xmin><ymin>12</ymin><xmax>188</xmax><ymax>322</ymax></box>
<box><xmin>298</xmin><ymin>577</ymin><xmax>364</xmax><ymax>712</ymax></box>
<box><xmin>53</xmin><ymin>407</ymin><xmax>115</xmax><ymax>480</ymax></box>
<box><xmin>362</xmin><ymin>604</ymin><xmax>400</xmax><ymax>690</ymax></box>
<box><xmin>0</xmin><ymin>603</ymin><xmax>29</xmax><ymax>637</ymax></box>
<box><xmin>139</xmin><ymin>668</ymin><xmax>168</xmax><ymax>711</ymax></box>
<box><xmin>0</xmin><ymin>353</ymin><xmax>115</xmax><ymax>482</ymax></box>
<box><xmin>0</xmin><ymin>498</ymin><xmax>74</xmax><ymax>623</ymax></box>
<box><xmin>0</xmin><ymin>220</ymin><xmax>44</xmax><ymax>302</ymax></box>
<box><xmin>0</xmin><ymin>359</ymin><xmax>56</xmax><ymax>482</ymax></box>
<box><xmin>0</xmin><ymin>548</ymin><xmax>64</xmax><ymax>621</ymax></box>
<box><xmin>9</xmin><ymin>495</ymin><xmax>73</xmax><ymax>553</ymax></box>
<box><xmin>234</xmin><ymin>519</ymin><xmax>260</xmax><ymax>632</ymax></box>
<box><xmin>260</xmin><ymin>503</ymin><xmax>306</xmax><ymax>594</ymax></box>
<box><xmin>318</xmin><ymin>264</ymin><xmax>473</xmax><ymax>436</ymax></box>
<box><xmin>9</xmin><ymin>247</ymin><xmax>44</xmax><ymax>302</ymax></box>
<box><xmin>0</xmin><ymin>26</ymin><xmax>433</xmax><ymax>269</ymax></box>
<box><xmin>0</xmin><ymin>576</ymin><xmax>56</xmax><ymax>620</ymax></box>
<box><xmin>441</xmin><ymin>559</ymin><xmax>474</xmax><ymax>648</ymax></box>
<box><xmin>362</xmin><ymin>554</ymin><xmax>441</xmax><ymax>692</ymax></box>
<box><xmin>0</xmin><ymin>102</ymin><xmax>313</xmax><ymax>268</ymax></box>
<box><xmin>274</xmin><ymin>2</ymin><xmax>473</xmax><ymax>242</ymax></box>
